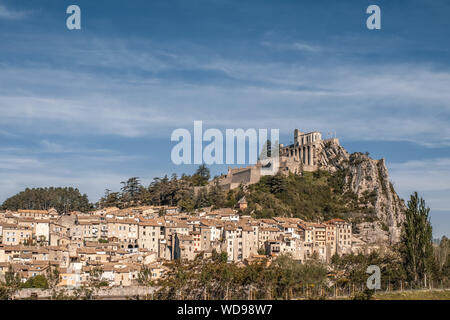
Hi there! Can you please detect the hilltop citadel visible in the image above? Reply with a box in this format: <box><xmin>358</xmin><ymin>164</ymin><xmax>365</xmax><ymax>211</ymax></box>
<box><xmin>219</xmin><ymin>129</ymin><xmax>340</xmax><ymax>190</ymax></box>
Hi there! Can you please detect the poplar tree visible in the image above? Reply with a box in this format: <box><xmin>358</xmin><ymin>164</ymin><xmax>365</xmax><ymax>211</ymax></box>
<box><xmin>401</xmin><ymin>192</ymin><xmax>434</xmax><ymax>286</ymax></box>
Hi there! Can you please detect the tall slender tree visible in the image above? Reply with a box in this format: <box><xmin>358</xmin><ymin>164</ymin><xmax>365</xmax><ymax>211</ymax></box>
<box><xmin>401</xmin><ymin>192</ymin><xmax>434</xmax><ymax>286</ymax></box>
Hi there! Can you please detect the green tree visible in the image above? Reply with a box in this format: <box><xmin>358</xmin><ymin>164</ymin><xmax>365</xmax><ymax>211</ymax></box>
<box><xmin>195</xmin><ymin>188</ymin><xmax>211</xmax><ymax>208</ymax></box>
<box><xmin>192</xmin><ymin>165</ymin><xmax>210</xmax><ymax>186</ymax></box>
<box><xmin>98</xmin><ymin>189</ymin><xmax>121</xmax><ymax>208</ymax></box>
<box><xmin>1</xmin><ymin>187</ymin><xmax>92</xmax><ymax>214</ymax></box>
<box><xmin>120</xmin><ymin>177</ymin><xmax>143</xmax><ymax>206</ymax></box>
<box><xmin>212</xmin><ymin>249</ymin><xmax>228</xmax><ymax>263</ymax></box>
<box><xmin>207</xmin><ymin>181</ymin><xmax>226</xmax><ymax>209</ymax></box>
<box><xmin>401</xmin><ymin>192</ymin><xmax>434</xmax><ymax>286</ymax></box>
<box><xmin>0</xmin><ymin>265</ymin><xmax>21</xmax><ymax>299</ymax></box>
<box><xmin>46</xmin><ymin>266</ymin><xmax>61</xmax><ymax>289</ymax></box>
<box><xmin>22</xmin><ymin>275</ymin><xmax>49</xmax><ymax>289</ymax></box>
<box><xmin>137</xmin><ymin>266</ymin><xmax>153</xmax><ymax>286</ymax></box>
<box><xmin>267</xmin><ymin>173</ymin><xmax>287</xmax><ymax>194</ymax></box>
<box><xmin>434</xmin><ymin>236</ymin><xmax>450</xmax><ymax>284</ymax></box>
<box><xmin>88</xmin><ymin>267</ymin><xmax>109</xmax><ymax>288</ymax></box>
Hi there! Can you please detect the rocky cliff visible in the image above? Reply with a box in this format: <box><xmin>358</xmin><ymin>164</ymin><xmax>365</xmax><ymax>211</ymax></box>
<box><xmin>318</xmin><ymin>139</ymin><xmax>406</xmax><ymax>244</ymax></box>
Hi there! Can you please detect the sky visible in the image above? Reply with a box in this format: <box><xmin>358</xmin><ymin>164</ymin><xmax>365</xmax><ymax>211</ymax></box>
<box><xmin>0</xmin><ymin>0</ymin><xmax>449</xmax><ymax>237</ymax></box>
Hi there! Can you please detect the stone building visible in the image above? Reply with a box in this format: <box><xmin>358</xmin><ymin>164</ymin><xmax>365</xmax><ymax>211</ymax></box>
<box><xmin>219</xmin><ymin>128</ymin><xmax>339</xmax><ymax>190</ymax></box>
<box><xmin>279</xmin><ymin>129</ymin><xmax>323</xmax><ymax>173</ymax></box>
<box><xmin>138</xmin><ymin>219</ymin><xmax>162</xmax><ymax>254</ymax></box>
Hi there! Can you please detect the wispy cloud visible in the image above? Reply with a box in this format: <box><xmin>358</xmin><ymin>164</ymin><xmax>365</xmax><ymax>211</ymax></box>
<box><xmin>0</xmin><ymin>145</ymin><xmax>153</xmax><ymax>203</ymax></box>
<box><xmin>389</xmin><ymin>157</ymin><xmax>450</xmax><ymax>236</ymax></box>
<box><xmin>0</xmin><ymin>155</ymin><xmax>42</xmax><ymax>170</ymax></box>
<box><xmin>261</xmin><ymin>40</ymin><xmax>322</xmax><ymax>53</ymax></box>
<box><xmin>1</xmin><ymin>49</ymin><xmax>449</xmax><ymax>145</ymax></box>
<box><xmin>389</xmin><ymin>158</ymin><xmax>450</xmax><ymax>211</ymax></box>
<box><xmin>0</xmin><ymin>4</ymin><xmax>29</xmax><ymax>20</ymax></box>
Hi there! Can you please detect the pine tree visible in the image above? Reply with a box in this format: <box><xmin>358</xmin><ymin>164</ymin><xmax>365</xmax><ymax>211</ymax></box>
<box><xmin>195</xmin><ymin>188</ymin><xmax>211</xmax><ymax>208</ymax></box>
<box><xmin>269</xmin><ymin>173</ymin><xmax>286</xmax><ymax>194</ymax></box>
<box><xmin>192</xmin><ymin>165</ymin><xmax>210</xmax><ymax>186</ymax></box>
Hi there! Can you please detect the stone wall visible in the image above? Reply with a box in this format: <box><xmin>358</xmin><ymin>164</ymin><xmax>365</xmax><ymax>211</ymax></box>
<box><xmin>219</xmin><ymin>164</ymin><xmax>262</xmax><ymax>190</ymax></box>
<box><xmin>12</xmin><ymin>286</ymin><xmax>157</xmax><ymax>300</ymax></box>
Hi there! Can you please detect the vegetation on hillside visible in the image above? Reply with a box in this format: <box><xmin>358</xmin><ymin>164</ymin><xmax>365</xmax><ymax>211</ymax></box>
<box><xmin>225</xmin><ymin>170</ymin><xmax>377</xmax><ymax>222</ymax></box>
<box><xmin>95</xmin><ymin>166</ymin><xmax>380</xmax><ymax>224</ymax></box>
<box><xmin>0</xmin><ymin>165</ymin><xmax>215</xmax><ymax>213</ymax></box>
<box><xmin>0</xmin><ymin>165</ymin><xmax>380</xmax><ymax>225</ymax></box>
<box><xmin>97</xmin><ymin>165</ymin><xmax>224</xmax><ymax>211</ymax></box>
<box><xmin>1</xmin><ymin>187</ymin><xmax>92</xmax><ymax>214</ymax></box>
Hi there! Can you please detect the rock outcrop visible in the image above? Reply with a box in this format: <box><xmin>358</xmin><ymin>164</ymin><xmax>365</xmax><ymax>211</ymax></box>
<box><xmin>317</xmin><ymin>139</ymin><xmax>406</xmax><ymax>244</ymax></box>
<box><xmin>217</xmin><ymin>135</ymin><xmax>406</xmax><ymax>245</ymax></box>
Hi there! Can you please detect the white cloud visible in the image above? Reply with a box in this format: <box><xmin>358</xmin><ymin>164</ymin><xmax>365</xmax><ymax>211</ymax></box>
<box><xmin>261</xmin><ymin>40</ymin><xmax>321</xmax><ymax>53</ymax></box>
<box><xmin>0</xmin><ymin>155</ymin><xmax>42</xmax><ymax>170</ymax></box>
<box><xmin>0</xmin><ymin>4</ymin><xmax>29</xmax><ymax>20</ymax></box>
<box><xmin>389</xmin><ymin>158</ymin><xmax>450</xmax><ymax>211</ymax></box>
<box><xmin>387</xmin><ymin>158</ymin><xmax>450</xmax><ymax>236</ymax></box>
<box><xmin>292</xmin><ymin>42</ymin><xmax>320</xmax><ymax>52</ymax></box>
<box><xmin>1</xmin><ymin>57</ymin><xmax>450</xmax><ymax>144</ymax></box>
<box><xmin>0</xmin><ymin>146</ymin><xmax>156</xmax><ymax>203</ymax></box>
<box><xmin>0</xmin><ymin>171</ymin><xmax>125</xmax><ymax>204</ymax></box>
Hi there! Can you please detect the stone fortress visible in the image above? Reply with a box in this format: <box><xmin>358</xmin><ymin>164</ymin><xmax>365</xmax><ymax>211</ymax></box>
<box><xmin>219</xmin><ymin>129</ymin><xmax>340</xmax><ymax>190</ymax></box>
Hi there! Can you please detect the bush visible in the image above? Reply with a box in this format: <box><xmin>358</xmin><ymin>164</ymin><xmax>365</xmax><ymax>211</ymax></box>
<box><xmin>21</xmin><ymin>275</ymin><xmax>49</xmax><ymax>289</ymax></box>
<box><xmin>352</xmin><ymin>288</ymin><xmax>375</xmax><ymax>300</ymax></box>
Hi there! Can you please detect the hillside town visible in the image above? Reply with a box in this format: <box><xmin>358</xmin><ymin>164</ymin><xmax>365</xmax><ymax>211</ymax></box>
<box><xmin>0</xmin><ymin>204</ymin><xmax>364</xmax><ymax>288</ymax></box>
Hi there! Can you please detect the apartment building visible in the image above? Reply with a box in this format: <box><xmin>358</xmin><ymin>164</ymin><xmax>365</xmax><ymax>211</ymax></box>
<box><xmin>2</xmin><ymin>225</ymin><xmax>32</xmax><ymax>245</ymax></box>
<box><xmin>325</xmin><ymin>218</ymin><xmax>352</xmax><ymax>255</ymax></box>
<box><xmin>138</xmin><ymin>219</ymin><xmax>162</xmax><ymax>253</ymax></box>
<box><xmin>107</xmin><ymin>219</ymin><xmax>139</xmax><ymax>249</ymax></box>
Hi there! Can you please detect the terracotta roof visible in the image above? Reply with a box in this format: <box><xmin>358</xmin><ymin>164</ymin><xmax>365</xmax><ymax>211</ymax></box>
<box><xmin>138</xmin><ymin>219</ymin><xmax>162</xmax><ymax>227</ymax></box>
<box><xmin>324</xmin><ymin>218</ymin><xmax>347</xmax><ymax>224</ymax></box>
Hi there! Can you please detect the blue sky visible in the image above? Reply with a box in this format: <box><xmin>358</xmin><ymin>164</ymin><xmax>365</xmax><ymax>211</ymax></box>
<box><xmin>0</xmin><ymin>0</ymin><xmax>449</xmax><ymax>237</ymax></box>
